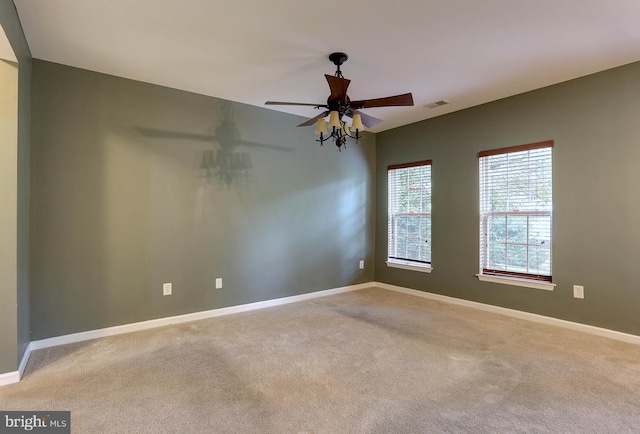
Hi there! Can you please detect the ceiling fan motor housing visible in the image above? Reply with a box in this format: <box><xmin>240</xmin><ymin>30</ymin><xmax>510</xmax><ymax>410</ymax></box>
<box><xmin>327</xmin><ymin>95</ymin><xmax>350</xmax><ymax>112</ymax></box>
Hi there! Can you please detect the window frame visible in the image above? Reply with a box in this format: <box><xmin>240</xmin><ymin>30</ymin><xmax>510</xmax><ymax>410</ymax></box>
<box><xmin>386</xmin><ymin>160</ymin><xmax>433</xmax><ymax>273</ymax></box>
<box><xmin>481</xmin><ymin>210</ymin><xmax>552</xmax><ymax>281</ymax></box>
<box><xmin>477</xmin><ymin>141</ymin><xmax>555</xmax><ymax>290</ymax></box>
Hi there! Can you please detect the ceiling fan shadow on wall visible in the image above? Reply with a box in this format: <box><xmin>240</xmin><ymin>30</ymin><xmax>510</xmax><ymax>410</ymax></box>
<box><xmin>135</xmin><ymin>102</ymin><xmax>293</xmax><ymax>188</ymax></box>
<box><xmin>266</xmin><ymin>52</ymin><xmax>414</xmax><ymax>151</ymax></box>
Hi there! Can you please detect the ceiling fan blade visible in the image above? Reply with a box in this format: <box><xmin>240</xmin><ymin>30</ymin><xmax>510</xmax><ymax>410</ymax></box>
<box><xmin>325</xmin><ymin>74</ymin><xmax>351</xmax><ymax>104</ymax></box>
<box><xmin>265</xmin><ymin>101</ymin><xmax>323</xmax><ymax>107</ymax></box>
<box><xmin>350</xmin><ymin>109</ymin><xmax>384</xmax><ymax>128</ymax></box>
<box><xmin>350</xmin><ymin>93</ymin><xmax>414</xmax><ymax>109</ymax></box>
<box><xmin>297</xmin><ymin>111</ymin><xmax>330</xmax><ymax>127</ymax></box>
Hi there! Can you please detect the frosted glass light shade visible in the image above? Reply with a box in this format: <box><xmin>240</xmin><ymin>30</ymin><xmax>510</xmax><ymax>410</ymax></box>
<box><xmin>328</xmin><ymin>111</ymin><xmax>341</xmax><ymax>128</ymax></box>
<box><xmin>314</xmin><ymin>118</ymin><xmax>328</xmax><ymax>135</ymax></box>
<box><xmin>351</xmin><ymin>114</ymin><xmax>365</xmax><ymax>131</ymax></box>
<box><xmin>342</xmin><ymin>122</ymin><xmax>351</xmax><ymax>135</ymax></box>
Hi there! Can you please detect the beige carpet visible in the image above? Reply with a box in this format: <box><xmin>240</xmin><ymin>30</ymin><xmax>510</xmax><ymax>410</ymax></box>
<box><xmin>2</xmin><ymin>287</ymin><xmax>640</xmax><ymax>433</ymax></box>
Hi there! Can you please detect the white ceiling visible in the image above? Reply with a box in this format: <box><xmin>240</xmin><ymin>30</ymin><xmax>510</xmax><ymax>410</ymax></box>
<box><xmin>12</xmin><ymin>0</ymin><xmax>640</xmax><ymax>132</ymax></box>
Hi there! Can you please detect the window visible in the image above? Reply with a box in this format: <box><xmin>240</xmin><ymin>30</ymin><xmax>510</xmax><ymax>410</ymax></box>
<box><xmin>479</xmin><ymin>141</ymin><xmax>553</xmax><ymax>285</ymax></box>
<box><xmin>387</xmin><ymin>160</ymin><xmax>432</xmax><ymax>272</ymax></box>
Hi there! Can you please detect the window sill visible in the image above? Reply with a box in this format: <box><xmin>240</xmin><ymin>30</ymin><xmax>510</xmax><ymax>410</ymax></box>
<box><xmin>476</xmin><ymin>274</ymin><xmax>555</xmax><ymax>291</ymax></box>
<box><xmin>386</xmin><ymin>260</ymin><xmax>432</xmax><ymax>273</ymax></box>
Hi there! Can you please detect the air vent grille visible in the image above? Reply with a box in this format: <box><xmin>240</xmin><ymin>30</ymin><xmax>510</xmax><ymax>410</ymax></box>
<box><xmin>425</xmin><ymin>100</ymin><xmax>449</xmax><ymax>109</ymax></box>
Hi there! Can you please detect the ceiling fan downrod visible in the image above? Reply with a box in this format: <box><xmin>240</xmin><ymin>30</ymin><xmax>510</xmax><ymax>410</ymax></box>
<box><xmin>329</xmin><ymin>52</ymin><xmax>348</xmax><ymax>78</ymax></box>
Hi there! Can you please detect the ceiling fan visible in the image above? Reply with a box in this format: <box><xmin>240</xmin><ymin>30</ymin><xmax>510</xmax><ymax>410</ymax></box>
<box><xmin>265</xmin><ymin>52</ymin><xmax>414</xmax><ymax>150</ymax></box>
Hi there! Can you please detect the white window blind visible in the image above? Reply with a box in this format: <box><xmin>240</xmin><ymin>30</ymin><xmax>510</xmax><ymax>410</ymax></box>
<box><xmin>388</xmin><ymin>160</ymin><xmax>432</xmax><ymax>265</ymax></box>
<box><xmin>479</xmin><ymin>141</ymin><xmax>553</xmax><ymax>281</ymax></box>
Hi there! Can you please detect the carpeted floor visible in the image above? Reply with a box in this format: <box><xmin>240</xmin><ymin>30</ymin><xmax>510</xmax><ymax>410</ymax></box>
<box><xmin>2</xmin><ymin>287</ymin><xmax>640</xmax><ymax>433</ymax></box>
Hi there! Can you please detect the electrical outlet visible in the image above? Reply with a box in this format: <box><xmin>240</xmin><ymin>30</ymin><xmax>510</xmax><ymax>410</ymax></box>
<box><xmin>359</xmin><ymin>260</ymin><xmax>365</xmax><ymax>270</ymax></box>
<box><xmin>215</xmin><ymin>278</ymin><xmax>222</xmax><ymax>289</ymax></box>
<box><xmin>163</xmin><ymin>282</ymin><xmax>172</xmax><ymax>296</ymax></box>
<box><xmin>573</xmin><ymin>285</ymin><xmax>584</xmax><ymax>299</ymax></box>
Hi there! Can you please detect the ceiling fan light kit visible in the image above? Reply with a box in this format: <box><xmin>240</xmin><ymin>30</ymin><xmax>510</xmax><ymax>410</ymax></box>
<box><xmin>265</xmin><ymin>52</ymin><xmax>414</xmax><ymax>151</ymax></box>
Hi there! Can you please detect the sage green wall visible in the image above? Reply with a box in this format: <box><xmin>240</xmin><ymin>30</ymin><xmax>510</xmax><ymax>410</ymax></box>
<box><xmin>376</xmin><ymin>61</ymin><xmax>640</xmax><ymax>335</ymax></box>
<box><xmin>30</xmin><ymin>60</ymin><xmax>375</xmax><ymax>340</ymax></box>
<box><xmin>0</xmin><ymin>0</ymin><xmax>31</xmax><ymax>376</ymax></box>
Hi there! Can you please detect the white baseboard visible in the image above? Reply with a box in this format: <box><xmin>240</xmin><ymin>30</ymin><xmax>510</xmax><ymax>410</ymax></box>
<box><xmin>375</xmin><ymin>282</ymin><xmax>640</xmax><ymax>346</ymax></box>
<box><xmin>0</xmin><ymin>345</ymin><xmax>34</xmax><ymax>386</ymax></box>
<box><xmin>29</xmin><ymin>282</ymin><xmax>371</xmax><ymax>352</ymax></box>
<box><xmin>19</xmin><ymin>343</ymin><xmax>32</xmax><ymax>378</ymax></box>
<box><xmin>5</xmin><ymin>280</ymin><xmax>639</xmax><ymax>387</ymax></box>
<box><xmin>0</xmin><ymin>370</ymin><xmax>20</xmax><ymax>387</ymax></box>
